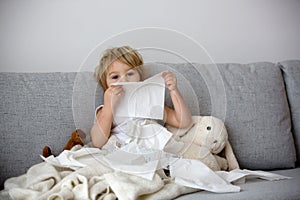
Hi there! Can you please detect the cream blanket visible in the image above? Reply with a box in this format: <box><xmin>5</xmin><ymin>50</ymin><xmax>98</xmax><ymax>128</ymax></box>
<box><xmin>3</xmin><ymin>139</ymin><xmax>199</xmax><ymax>200</ymax></box>
<box><xmin>2</xmin><ymin>136</ymin><xmax>290</xmax><ymax>200</ymax></box>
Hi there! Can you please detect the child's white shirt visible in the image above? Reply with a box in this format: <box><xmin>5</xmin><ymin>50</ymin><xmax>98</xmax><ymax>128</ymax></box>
<box><xmin>94</xmin><ymin>105</ymin><xmax>172</xmax><ymax>150</ymax></box>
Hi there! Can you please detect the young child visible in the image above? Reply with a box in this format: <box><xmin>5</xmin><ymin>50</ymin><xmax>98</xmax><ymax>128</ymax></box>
<box><xmin>91</xmin><ymin>46</ymin><xmax>192</xmax><ymax>148</ymax></box>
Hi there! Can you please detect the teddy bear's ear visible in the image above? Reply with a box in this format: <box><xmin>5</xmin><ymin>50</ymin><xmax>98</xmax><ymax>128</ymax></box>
<box><xmin>63</xmin><ymin>129</ymin><xmax>86</xmax><ymax>151</ymax></box>
<box><xmin>224</xmin><ymin>141</ymin><xmax>240</xmax><ymax>171</ymax></box>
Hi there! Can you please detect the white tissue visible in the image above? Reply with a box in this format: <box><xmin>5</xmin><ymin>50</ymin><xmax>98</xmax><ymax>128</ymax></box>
<box><xmin>112</xmin><ymin>73</ymin><xmax>165</xmax><ymax>120</ymax></box>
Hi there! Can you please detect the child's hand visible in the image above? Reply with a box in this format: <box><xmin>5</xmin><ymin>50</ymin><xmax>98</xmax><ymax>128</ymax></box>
<box><xmin>162</xmin><ymin>71</ymin><xmax>177</xmax><ymax>91</ymax></box>
<box><xmin>103</xmin><ymin>85</ymin><xmax>123</xmax><ymax>111</ymax></box>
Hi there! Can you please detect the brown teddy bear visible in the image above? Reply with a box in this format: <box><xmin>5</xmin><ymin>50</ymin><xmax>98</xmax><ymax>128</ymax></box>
<box><xmin>42</xmin><ymin>129</ymin><xmax>86</xmax><ymax>158</ymax></box>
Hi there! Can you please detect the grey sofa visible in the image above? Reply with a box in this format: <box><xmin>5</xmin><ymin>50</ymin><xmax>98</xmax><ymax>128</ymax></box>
<box><xmin>0</xmin><ymin>60</ymin><xmax>300</xmax><ymax>199</ymax></box>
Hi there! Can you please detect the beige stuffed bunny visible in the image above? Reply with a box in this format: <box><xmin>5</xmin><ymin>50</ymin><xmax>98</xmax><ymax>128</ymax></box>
<box><xmin>166</xmin><ymin>116</ymin><xmax>239</xmax><ymax>171</ymax></box>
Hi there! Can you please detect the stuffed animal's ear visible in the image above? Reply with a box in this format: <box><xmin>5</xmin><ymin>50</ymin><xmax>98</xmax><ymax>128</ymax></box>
<box><xmin>166</xmin><ymin>125</ymin><xmax>190</xmax><ymax>139</ymax></box>
<box><xmin>224</xmin><ymin>141</ymin><xmax>240</xmax><ymax>171</ymax></box>
<box><xmin>63</xmin><ymin>129</ymin><xmax>86</xmax><ymax>151</ymax></box>
<box><xmin>166</xmin><ymin>119</ymin><xmax>195</xmax><ymax>139</ymax></box>
<box><xmin>42</xmin><ymin>146</ymin><xmax>52</xmax><ymax>158</ymax></box>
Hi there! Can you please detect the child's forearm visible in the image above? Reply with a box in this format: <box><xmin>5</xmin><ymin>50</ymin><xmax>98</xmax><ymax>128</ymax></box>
<box><xmin>90</xmin><ymin>107</ymin><xmax>113</xmax><ymax>148</ymax></box>
<box><xmin>170</xmin><ymin>88</ymin><xmax>192</xmax><ymax>128</ymax></box>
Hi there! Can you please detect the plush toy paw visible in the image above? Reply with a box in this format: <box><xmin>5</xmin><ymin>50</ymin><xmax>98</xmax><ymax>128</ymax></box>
<box><xmin>42</xmin><ymin>129</ymin><xmax>86</xmax><ymax>158</ymax></box>
<box><xmin>214</xmin><ymin>155</ymin><xmax>229</xmax><ymax>170</ymax></box>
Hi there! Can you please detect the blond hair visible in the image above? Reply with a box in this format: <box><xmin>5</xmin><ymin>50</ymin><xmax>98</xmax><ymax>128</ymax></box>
<box><xmin>94</xmin><ymin>46</ymin><xmax>144</xmax><ymax>90</ymax></box>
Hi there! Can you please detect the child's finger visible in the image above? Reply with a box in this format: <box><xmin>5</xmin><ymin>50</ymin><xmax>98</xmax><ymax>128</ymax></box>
<box><xmin>162</xmin><ymin>70</ymin><xmax>172</xmax><ymax>78</ymax></box>
<box><xmin>112</xmin><ymin>86</ymin><xmax>123</xmax><ymax>95</ymax></box>
<box><xmin>161</xmin><ymin>70</ymin><xmax>168</xmax><ymax>77</ymax></box>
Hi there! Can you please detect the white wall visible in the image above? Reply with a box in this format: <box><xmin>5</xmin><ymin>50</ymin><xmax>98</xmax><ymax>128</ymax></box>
<box><xmin>0</xmin><ymin>0</ymin><xmax>299</xmax><ymax>72</ymax></box>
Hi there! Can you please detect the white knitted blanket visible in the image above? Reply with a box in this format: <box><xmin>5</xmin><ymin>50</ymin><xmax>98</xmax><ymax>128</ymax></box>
<box><xmin>2</xmin><ymin>136</ymin><xmax>290</xmax><ymax>200</ymax></box>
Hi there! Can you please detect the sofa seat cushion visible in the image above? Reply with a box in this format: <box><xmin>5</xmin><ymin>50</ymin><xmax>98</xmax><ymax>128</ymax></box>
<box><xmin>176</xmin><ymin>167</ymin><xmax>300</xmax><ymax>200</ymax></box>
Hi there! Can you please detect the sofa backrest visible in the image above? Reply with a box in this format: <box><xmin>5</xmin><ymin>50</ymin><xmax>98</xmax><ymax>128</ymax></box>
<box><xmin>143</xmin><ymin>62</ymin><xmax>297</xmax><ymax>170</ymax></box>
<box><xmin>0</xmin><ymin>73</ymin><xmax>76</xmax><ymax>188</ymax></box>
<box><xmin>279</xmin><ymin>60</ymin><xmax>300</xmax><ymax>165</ymax></box>
<box><xmin>0</xmin><ymin>61</ymin><xmax>299</xmax><ymax>189</ymax></box>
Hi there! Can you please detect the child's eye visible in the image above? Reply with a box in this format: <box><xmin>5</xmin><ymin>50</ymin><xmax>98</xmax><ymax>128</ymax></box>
<box><xmin>127</xmin><ymin>72</ymin><xmax>134</xmax><ymax>76</ymax></box>
<box><xmin>111</xmin><ymin>75</ymin><xmax>119</xmax><ymax>80</ymax></box>
<box><xmin>126</xmin><ymin>70</ymin><xmax>136</xmax><ymax>76</ymax></box>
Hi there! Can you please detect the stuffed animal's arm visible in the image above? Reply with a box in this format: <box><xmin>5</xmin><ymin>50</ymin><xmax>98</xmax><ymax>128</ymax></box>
<box><xmin>225</xmin><ymin>141</ymin><xmax>240</xmax><ymax>170</ymax></box>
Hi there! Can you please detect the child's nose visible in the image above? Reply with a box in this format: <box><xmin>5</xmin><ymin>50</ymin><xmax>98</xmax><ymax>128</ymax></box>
<box><xmin>119</xmin><ymin>75</ymin><xmax>128</xmax><ymax>82</ymax></box>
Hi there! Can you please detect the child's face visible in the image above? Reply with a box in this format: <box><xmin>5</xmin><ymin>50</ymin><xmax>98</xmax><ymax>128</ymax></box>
<box><xmin>106</xmin><ymin>61</ymin><xmax>141</xmax><ymax>87</ymax></box>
